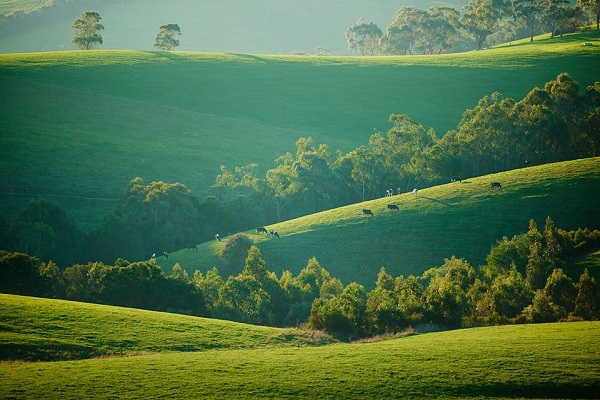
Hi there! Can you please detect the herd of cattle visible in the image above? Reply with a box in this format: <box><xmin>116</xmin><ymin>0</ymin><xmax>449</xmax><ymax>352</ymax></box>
<box><xmin>180</xmin><ymin>179</ymin><xmax>503</xmax><ymax>252</ymax></box>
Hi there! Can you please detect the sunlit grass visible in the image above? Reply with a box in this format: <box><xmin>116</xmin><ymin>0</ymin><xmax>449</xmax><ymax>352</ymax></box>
<box><xmin>164</xmin><ymin>158</ymin><xmax>600</xmax><ymax>287</ymax></box>
<box><xmin>1</xmin><ymin>297</ymin><xmax>598</xmax><ymax>400</ymax></box>
<box><xmin>0</xmin><ymin>294</ymin><xmax>335</xmax><ymax>361</ymax></box>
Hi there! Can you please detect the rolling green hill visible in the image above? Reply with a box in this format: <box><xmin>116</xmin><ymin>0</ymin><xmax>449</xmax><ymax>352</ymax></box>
<box><xmin>0</xmin><ymin>293</ymin><xmax>335</xmax><ymax>361</ymax></box>
<box><xmin>0</xmin><ymin>294</ymin><xmax>598</xmax><ymax>399</ymax></box>
<box><xmin>0</xmin><ymin>31</ymin><xmax>599</xmax><ymax>228</ymax></box>
<box><xmin>160</xmin><ymin>158</ymin><xmax>600</xmax><ymax>287</ymax></box>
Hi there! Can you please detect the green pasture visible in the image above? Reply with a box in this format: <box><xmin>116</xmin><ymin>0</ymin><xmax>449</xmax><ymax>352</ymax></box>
<box><xmin>0</xmin><ymin>31</ymin><xmax>598</xmax><ymax>228</ymax></box>
<box><xmin>161</xmin><ymin>158</ymin><xmax>600</xmax><ymax>287</ymax></box>
<box><xmin>0</xmin><ymin>293</ymin><xmax>598</xmax><ymax>399</ymax></box>
<box><xmin>0</xmin><ymin>294</ymin><xmax>334</xmax><ymax>361</ymax></box>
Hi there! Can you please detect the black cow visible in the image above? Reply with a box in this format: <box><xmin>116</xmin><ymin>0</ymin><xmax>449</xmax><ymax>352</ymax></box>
<box><xmin>187</xmin><ymin>243</ymin><xmax>197</xmax><ymax>251</ymax></box>
<box><xmin>163</xmin><ymin>251</ymin><xmax>169</xmax><ymax>259</ymax></box>
<box><xmin>270</xmin><ymin>230</ymin><xmax>280</xmax><ymax>238</ymax></box>
<box><xmin>451</xmin><ymin>176</ymin><xmax>461</xmax><ymax>182</ymax></box>
<box><xmin>256</xmin><ymin>227</ymin><xmax>268</xmax><ymax>234</ymax></box>
<box><xmin>491</xmin><ymin>181</ymin><xmax>502</xmax><ymax>188</ymax></box>
<box><xmin>363</xmin><ymin>209</ymin><xmax>374</xmax><ymax>216</ymax></box>
<box><xmin>387</xmin><ymin>204</ymin><xmax>399</xmax><ymax>210</ymax></box>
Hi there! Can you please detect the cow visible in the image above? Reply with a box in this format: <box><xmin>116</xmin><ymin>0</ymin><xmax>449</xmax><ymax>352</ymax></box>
<box><xmin>451</xmin><ymin>176</ymin><xmax>461</xmax><ymax>182</ymax></box>
<box><xmin>491</xmin><ymin>181</ymin><xmax>502</xmax><ymax>188</ymax></box>
<box><xmin>387</xmin><ymin>204</ymin><xmax>399</xmax><ymax>210</ymax></box>
<box><xmin>412</xmin><ymin>188</ymin><xmax>418</xmax><ymax>197</ymax></box>
<box><xmin>363</xmin><ymin>209</ymin><xmax>373</xmax><ymax>216</ymax></box>
<box><xmin>163</xmin><ymin>251</ymin><xmax>169</xmax><ymax>259</ymax></box>
<box><xmin>256</xmin><ymin>227</ymin><xmax>268</xmax><ymax>234</ymax></box>
<box><xmin>187</xmin><ymin>244</ymin><xmax>197</xmax><ymax>251</ymax></box>
<box><xmin>270</xmin><ymin>230</ymin><xmax>280</xmax><ymax>238</ymax></box>
<box><xmin>215</xmin><ymin>233</ymin><xmax>221</xmax><ymax>241</ymax></box>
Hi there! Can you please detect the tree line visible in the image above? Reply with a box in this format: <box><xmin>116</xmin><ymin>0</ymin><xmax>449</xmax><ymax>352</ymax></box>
<box><xmin>71</xmin><ymin>10</ymin><xmax>181</xmax><ymax>51</ymax></box>
<box><xmin>1</xmin><ymin>217</ymin><xmax>599</xmax><ymax>338</ymax></box>
<box><xmin>0</xmin><ymin>73</ymin><xmax>598</xmax><ymax>265</ymax></box>
<box><xmin>346</xmin><ymin>0</ymin><xmax>600</xmax><ymax>55</ymax></box>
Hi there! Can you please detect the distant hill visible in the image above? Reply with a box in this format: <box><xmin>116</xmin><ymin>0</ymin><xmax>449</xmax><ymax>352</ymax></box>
<box><xmin>0</xmin><ymin>0</ymin><xmax>468</xmax><ymax>54</ymax></box>
<box><xmin>0</xmin><ymin>31</ymin><xmax>598</xmax><ymax>228</ymax></box>
<box><xmin>160</xmin><ymin>158</ymin><xmax>600</xmax><ymax>287</ymax></box>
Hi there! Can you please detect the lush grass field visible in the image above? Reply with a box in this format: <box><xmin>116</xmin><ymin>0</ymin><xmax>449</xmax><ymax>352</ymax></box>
<box><xmin>0</xmin><ymin>294</ymin><xmax>335</xmax><ymax>361</ymax></box>
<box><xmin>161</xmin><ymin>158</ymin><xmax>600</xmax><ymax>287</ymax></box>
<box><xmin>0</xmin><ymin>31</ymin><xmax>599</xmax><ymax>228</ymax></box>
<box><xmin>0</xmin><ymin>293</ymin><xmax>598</xmax><ymax>399</ymax></box>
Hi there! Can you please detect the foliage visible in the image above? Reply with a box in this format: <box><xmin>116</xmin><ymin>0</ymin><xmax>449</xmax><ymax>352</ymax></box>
<box><xmin>71</xmin><ymin>11</ymin><xmax>103</xmax><ymax>50</ymax></box>
<box><xmin>154</xmin><ymin>23</ymin><xmax>181</xmax><ymax>51</ymax></box>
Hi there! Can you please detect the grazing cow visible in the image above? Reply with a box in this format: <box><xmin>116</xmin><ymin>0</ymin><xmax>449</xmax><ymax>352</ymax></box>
<box><xmin>256</xmin><ymin>227</ymin><xmax>268</xmax><ymax>234</ymax></box>
<box><xmin>163</xmin><ymin>251</ymin><xmax>169</xmax><ymax>259</ymax></box>
<box><xmin>363</xmin><ymin>209</ymin><xmax>373</xmax><ymax>216</ymax></box>
<box><xmin>270</xmin><ymin>230</ymin><xmax>280</xmax><ymax>238</ymax></box>
<box><xmin>412</xmin><ymin>188</ymin><xmax>418</xmax><ymax>197</ymax></box>
<box><xmin>387</xmin><ymin>204</ymin><xmax>399</xmax><ymax>210</ymax></box>
<box><xmin>491</xmin><ymin>181</ymin><xmax>502</xmax><ymax>188</ymax></box>
<box><xmin>215</xmin><ymin>233</ymin><xmax>221</xmax><ymax>241</ymax></box>
<box><xmin>451</xmin><ymin>176</ymin><xmax>461</xmax><ymax>182</ymax></box>
<box><xmin>187</xmin><ymin>243</ymin><xmax>197</xmax><ymax>250</ymax></box>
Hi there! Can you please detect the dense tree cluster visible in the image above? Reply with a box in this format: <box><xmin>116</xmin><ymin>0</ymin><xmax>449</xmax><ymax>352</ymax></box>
<box><xmin>1</xmin><ymin>218</ymin><xmax>599</xmax><ymax>338</ymax></box>
<box><xmin>346</xmin><ymin>0</ymin><xmax>595</xmax><ymax>55</ymax></box>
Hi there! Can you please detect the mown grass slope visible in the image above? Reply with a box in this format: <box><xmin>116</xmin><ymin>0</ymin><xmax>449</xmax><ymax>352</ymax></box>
<box><xmin>0</xmin><ymin>294</ymin><xmax>598</xmax><ymax>399</ymax></box>
<box><xmin>162</xmin><ymin>158</ymin><xmax>600</xmax><ymax>287</ymax></box>
<box><xmin>0</xmin><ymin>294</ymin><xmax>335</xmax><ymax>361</ymax></box>
<box><xmin>0</xmin><ymin>30</ymin><xmax>599</xmax><ymax>228</ymax></box>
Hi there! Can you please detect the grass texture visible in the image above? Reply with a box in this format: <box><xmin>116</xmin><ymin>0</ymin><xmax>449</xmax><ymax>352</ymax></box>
<box><xmin>0</xmin><ymin>293</ymin><xmax>598</xmax><ymax>399</ymax></box>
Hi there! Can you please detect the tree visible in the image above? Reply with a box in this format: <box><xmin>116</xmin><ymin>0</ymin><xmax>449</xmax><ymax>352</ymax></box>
<box><xmin>345</xmin><ymin>18</ymin><xmax>383</xmax><ymax>55</ymax></box>
<box><xmin>72</xmin><ymin>11</ymin><xmax>104</xmax><ymax>50</ymax></box>
<box><xmin>154</xmin><ymin>24</ymin><xmax>181</xmax><ymax>51</ymax></box>
<box><xmin>544</xmin><ymin>268</ymin><xmax>577</xmax><ymax>314</ymax></box>
<box><xmin>573</xmin><ymin>269</ymin><xmax>599</xmax><ymax>320</ymax></box>
<box><xmin>218</xmin><ymin>233</ymin><xmax>254</xmax><ymax>276</ymax></box>
<box><xmin>462</xmin><ymin>0</ymin><xmax>505</xmax><ymax>49</ymax></box>
<box><xmin>513</xmin><ymin>0</ymin><xmax>546</xmax><ymax>41</ymax></box>
<box><xmin>541</xmin><ymin>0</ymin><xmax>578</xmax><ymax>37</ymax></box>
<box><xmin>578</xmin><ymin>0</ymin><xmax>600</xmax><ymax>29</ymax></box>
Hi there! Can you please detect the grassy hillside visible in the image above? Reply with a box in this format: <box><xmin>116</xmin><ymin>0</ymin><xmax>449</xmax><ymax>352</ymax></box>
<box><xmin>0</xmin><ymin>0</ymin><xmax>466</xmax><ymax>54</ymax></box>
<box><xmin>161</xmin><ymin>158</ymin><xmax>600</xmax><ymax>287</ymax></box>
<box><xmin>1</xmin><ymin>294</ymin><xmax>598</xmax><ymax>398</ymax></box>
<box><xmin>0</xmin><ymin>31</ymin><xmax>598</xmax><ymax>228</ymax></box>
<box><xmin>0</xmin><ymin>294</ymin><xmax>334</xmax><ymax>361</ymax></box>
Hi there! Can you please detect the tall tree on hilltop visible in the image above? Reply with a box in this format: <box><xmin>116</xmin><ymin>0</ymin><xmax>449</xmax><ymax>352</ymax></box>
<box><xmin>577</xmin><ymin>0</ymin><xmax>600</xmax><ymax>29</ymax></box>
<box><xmin>462</xmin><ymin>0</ymin><xmax>505</xmax><ymax>49</ymax></box>
<box><xmin>154</xmin><ymin>24</ymin><xmax>181</xmax><ymax>51</ymax></box>
<box><xmin>513</xmin><ymin>0</ymin><xmax>546</xmax><ymax>41</ymax></box>
<box><xmin>72</xmin><ymin>11</ymin><xmax>104</xmax><ymax>50</ymax></box>
<box><xmin>345</xmin><ymin>18</ymin><xmax>383</xmax><ymax>55</ymax></box>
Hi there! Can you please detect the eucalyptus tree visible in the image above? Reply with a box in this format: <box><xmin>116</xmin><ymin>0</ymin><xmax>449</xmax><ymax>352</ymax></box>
<box><xmin>513</xmin><ymin>0</ymin><xmax>547</xmax><ymax>41</ymax></box>
<box><xmin>72</xmin><ymin>11</ymin><xmax>104</xmax><ymax>50</ymax></box>
<box><xmin>345</xmin><ymin>18</ymin><xmax>383</xmax><ymax>55</ymax></box>
<box><xmin>578</xmin><ymin>0</ymin><xmax>600</xmax><ymax>28</ymax></box>
<box><xmin>462</xmin><ymin>0</ymin><xmax>506</xmax><ymax>49</ymax></box>
<box><xmin>154</xmin><ymin>23</ymin><xmax>181</xmax><ymax>51</ymax></box>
